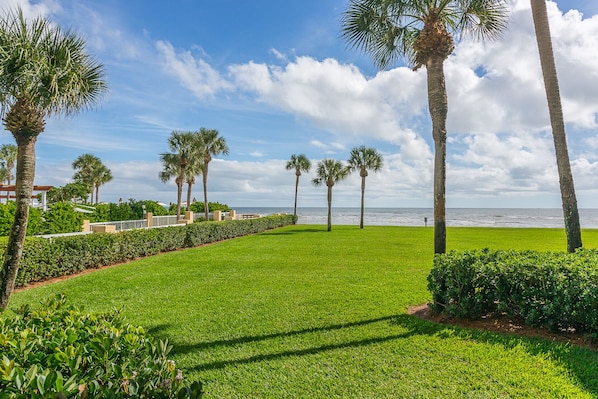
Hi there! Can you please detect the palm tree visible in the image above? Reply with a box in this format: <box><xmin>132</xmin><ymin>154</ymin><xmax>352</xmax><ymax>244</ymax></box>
<box><xmin>184</xmin><ymin>154</ymin><xmax>204</xmax><ymax>215</ymax></box>
<box><xmin>348</xmin><ymin>146</ymin><xmax>383</xmax><ymax>229</ymax></box>
<box><xmin>530</xmin><ymin>0</ymin><xmax>582</xmax><ymax>253</ymax></box>
<box><xmin>285</xmin><ymin>154</ymin><xmax>312</xmax><ymax>222</ymax></box>
<box><xmin>0</xmin><ymin>8</ymin><xmax>107</xmax><ymax>310</ymax></box>
<box><xmin>197</xmin><ymin>128</ymin><xmax>229</xmax><ymax>221</ymax></box>
<box><xmin>91</xmin><ymin>164</ymin><xmax>113</xmax><ymax>205</ymax></box>
<box><xmin>342</xmin><ymin>0</ymin><xmax>508</xmax><ymax>253</ymax></box>
<box><xmin>72</xmin><ymin>153</ymin><xmax>102</xmax><ymax>204</ymax></box>
<box><xmin>0</xmin><ymin>144</ymin><xmax>17</xmax><ymax>203</ymax></box>
<box><xmin>0</xmin><ymin>144</ymin><xmax>17</xmax><ymax>185</ymax></box>
<box><xmin>159</xmin><ymin>152</ymin><xmax>184</xmax><ymax>216</ymax></box>
<box><xmin>0</xmin><ymin>166</ymin><xmax>9</xmax><ymax>201</ymax></box>
<box><xmin>312</xmin><ymin>159</ymin><xmax>350</xmax><ymax>232</ymax></box>
<box><xmin>160</xmin><ymin>131</ymin><xmax>200</xmax><ymax>220</ymax></box>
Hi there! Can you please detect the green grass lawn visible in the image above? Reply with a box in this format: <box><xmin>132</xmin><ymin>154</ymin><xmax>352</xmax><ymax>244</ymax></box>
<box><xmin>8</xmin><ymin>225</ymin><xmax>598</xmax><ymax>398</ymax></box>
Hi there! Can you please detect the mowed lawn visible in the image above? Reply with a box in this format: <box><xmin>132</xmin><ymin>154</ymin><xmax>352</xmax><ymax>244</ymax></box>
<box><xmin>8</xmin><ymin>225</ymin><xmax>598</xmax><ymax>398</ymax></box>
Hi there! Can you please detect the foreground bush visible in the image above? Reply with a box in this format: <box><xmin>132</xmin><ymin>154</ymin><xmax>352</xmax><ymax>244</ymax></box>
<box><xmin>8</xmin><ymin>214</ymin><xmax>294</xmax><ymax>288</ymax></box>
<box><xmin>428</xmin><ymin>249</ymin><xmax>598</xmax><ymax>335</ymax></box>
<box><xmin>0</xmin><ymin>294</ymin><xmax>203</xmax><ymax>398</ymax></box>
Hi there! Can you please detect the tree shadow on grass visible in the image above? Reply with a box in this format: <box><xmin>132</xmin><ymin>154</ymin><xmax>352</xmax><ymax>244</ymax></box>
<box><xmin>149</xmin><ymin>313</ymin><xmax>597</xmax><ymax>395</ymax></box>
<box><xmin>180</xmin><ymin>313</ymin><xmax>597</xmax><ymax>394</ymax></box>
<box><xmin>173</xmin><ymin>315</ymin><xmax>414</xmax><ymax>372</ymax></box>
<box><xmin>391</xmin><ymin>315</ymin><xmax>598</xmax><ymax>396</ymax></box>
<box><xmin>176</xmin><ymin>315</ymin><xmax>398</xmax><ymax>356</ymax></box>
<box><xmin>261</xmin><ymin>228</ymin><xmax>327</xmax><ymax>236</ymax></box>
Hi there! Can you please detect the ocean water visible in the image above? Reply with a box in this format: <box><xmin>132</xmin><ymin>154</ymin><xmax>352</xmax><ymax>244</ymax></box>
<box><xmin>234</xmin><ymin>207</ymin><xmax>598</xmax><ymax>229</ymax></box>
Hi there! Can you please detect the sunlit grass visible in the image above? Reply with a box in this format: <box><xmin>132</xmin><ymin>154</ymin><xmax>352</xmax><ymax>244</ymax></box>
<box><xmin>9</xmin><ymin>226</ymin><xmax>598</xmax><ymax>398</ymax></box>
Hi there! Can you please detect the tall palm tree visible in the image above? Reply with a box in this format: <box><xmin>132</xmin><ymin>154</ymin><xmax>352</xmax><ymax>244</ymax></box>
<box><xmin>0</xmin><ymin>8</ymin><xmax>107</xmax><ymax>310</ymax></box>
<box><xmin>530</xmin><ymin>0</ymin><xmax>581</xmax><ymax>253</ymax></box>
<box><xmin>0</xmin><ymin>144</ymin><xmax>16</xmax><ymax>203</ymax></box>
<box><xmin>160</xmin><ymin>131</ymin><xmax>199</xmax><ymax>220</ymax></box>
<box><xmin>159</xmin><ymin>152</ymin><xmax>184</xmax><ymax>216</ymax></box>
<box><xmin>342</xmin><ymin>0</ymin><xmax>508</xmax><ymax>253</ymax></box>
<box><xmin>72</xmin><ymin>153</ymin><xmax>102</xmax><ymax>204</ymax></box>
<box><xmin>184</xmin><ymin>153</ymin><xmax>204</xmax><ymax>215</ymax></box>
<box><xmin>285</xmin><ymin>154</ymin><xmax>312</xmax><ymax>222</ymax></box>
<box><xmin>0</xmin><ymin>144</ymin><xmax>17</xmax><ymax>186</ymax></box>
<box><xmin>91</xmin><ymin>164</ymin><xmax>113</xmax><ymax>205</ymax></box>
<box><xmin>0</xmin><ymin>165</ymin><xmax>9</xmax><ymax>201</ymax></box>
<box><xmin>348</xmin><ymin>146</ymin><xmax>383</xmax><ymax>229</ymax></box>
<box><xmin>197</xmin><ymin>128</ymin><xmax>229</xmax><ymax>221</ymax></box>
<box><xmin>312</xmin><ymin>159</ymin><xmax>350</xmax><ymax>232</ymax></box>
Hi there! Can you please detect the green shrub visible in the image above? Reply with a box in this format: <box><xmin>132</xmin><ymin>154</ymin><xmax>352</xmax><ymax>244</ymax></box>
<box><xmin>8</xmin><ymin>214</ymin><xmax>294</xmax><ymax>288</ymax></box>
<box><xmin>43</xmin><ymin>202</ymin><xmax>84</xmax><ymax>234</ymax></box>
<box><xmin>0</xmin><ymin>294</ymin><xmax>203</xmax><ymax>398</ymax></box>
<box><xmin>91</xmin><ymin>200</ymin><xmax>169</xmax><ymax>222</ymax></box>
<box><xmin>0</xmin><ymin>202</ymin><xmax>44</xmax><ymax>236</ymax></box>
<box><xmin>188</xmin><ymin>201</ymin><xmax>230</xmax><ymax>213</ymax></box>
<box><xmin>428</xmin><ymin>249</ymin><xmax>598</xmax><ymax>334</ymax></box>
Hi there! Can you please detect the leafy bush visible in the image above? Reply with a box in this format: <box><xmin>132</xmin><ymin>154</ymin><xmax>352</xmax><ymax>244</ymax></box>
<box><xmin>6</xmin><ymin>214</ymin><xmax>294</xmax><ymax>288</ymax></box>
<box><xmin>428</xmin><ymin>249</ymin><xmax>598</xmax><ymax>334</ymax></box>
<box><xmin>0</xmin><ymin>202</ymin><xmax>43</xmax><ymax>236</ymax></box>
<box><xmin>0</xmin><ymin>294</ymin><xmax>203</xmax><ymax>398</ymax></box>
<box><xmin>92</xmin><ymin>200</ymin><xmax>169</xmax><ymax>222</ymax></box>
<box><xmin>43</xmin><ymin>202</ymin><xmax>84</xmax><ymax>234</ymax></box>
<box><xmin>44</xmin><ymin>182</ymin><xmax>90</xmax><ymax>203</ymax></box>
<box><xmin>188</xmin><ymin>201</ymin><xmax>230</xmax><ymax>213</ymax></box>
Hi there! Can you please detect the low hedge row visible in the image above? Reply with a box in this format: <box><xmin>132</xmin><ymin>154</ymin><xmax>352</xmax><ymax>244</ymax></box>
<box><xmin>428</xmin><ymin>249</ymin><xmax>598</xmax><ymax>334</ymax></box>
<box><xmin>8</xmin><ymin>214</ymin><xmax>294</xmax><ymax>288</ymax></box>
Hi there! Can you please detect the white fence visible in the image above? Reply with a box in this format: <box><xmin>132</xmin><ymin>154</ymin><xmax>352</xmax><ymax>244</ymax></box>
<box><xmin>89</xmin><ymin>219</ymin><xmax>148</xmax><ymax>232</ymax></box>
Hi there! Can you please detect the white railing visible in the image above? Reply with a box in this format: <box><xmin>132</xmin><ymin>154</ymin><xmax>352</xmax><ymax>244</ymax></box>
<box><xmin>89</xmin><ymin>219</ymin><xmax>147</xmax><ymax>231</ymax></box>
<box><xmin>151</xmin><ymin>215</ymin><xmax>180</xmax><ymax>227</ymax></box>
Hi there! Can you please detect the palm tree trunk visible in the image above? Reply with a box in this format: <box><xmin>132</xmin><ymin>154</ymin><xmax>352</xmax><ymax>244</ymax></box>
<box><xmin>426</xmin><ymin>56</ymin><xmax>448</xmax><ymax>254</ymax></box>
<box><xmin>0</xmin><ymin>136</ymin><xmax>36</xmax><ymax>311</ymax></box>
<box><xmin>293</xmin><ymin>173</ymin><xmax>300</xmax><ymax>221</ymax></box>
<box><xmin>531</xmin><ymin>0</ymin><xmax>582</xmax><ymax>252</ymax></box>
<box><xmin>176</xmin><ymin>178</ymin><xmax>183</xmax><ymax>220</ymax></box>
<box><xmin>5</xmin><ymin>171</ymin><xmax>10</xmax><ymax>204</ymax></box>
<box><xmin>186</xmin><ymin>182</ymin><xmax>193</xmax><ymax>213</ymax></box>
<box><xmin>203</xmin><ymin>162</ymin><xmax>209</xmax><ymax>221</ymax></box>
<box><xmin>95</xmin><ymin>184</ymin><xmax>99</xmax><ymax>205</ymax></box>
<box><xmin>327</xmin><ymin>185</ymin><xmax>332</xmax><ymax>232</ymax></box>
<box><xmin>360</xmin><ymin>176</ymin><xmax>366</xmax><ymax>229</ymax></box>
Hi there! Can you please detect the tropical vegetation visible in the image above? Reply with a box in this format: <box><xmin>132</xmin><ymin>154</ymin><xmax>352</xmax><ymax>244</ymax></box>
<box><xmin>72</xmin><ymin>153</ymin><xmax>112</xmax><ymax>204</ymax></box>
<box><xmin>1</xmin><ymin>295</ymin><xmax>203</xmax><ymax>398</ymax></box>
<box><xmin>0</xmin><ymin>201</ymin><xmax>82</xmax><ymax>236</ymax></box>
<box><xmin>341</xmin><ymin>0</ymin><xmax>508</xmax><ymax>253</ymax></box>
<box><xmin>286</xmin><ymin>154</ymin><xmax>311</xmax><ymax>222</ymax></box>
<box><xmin>0</xmin><ymin>143</ymin><xmax>17</xmax><ymax>189</ymax></box>
<box><xmin>44</xmin><ymin>181</ymin><xmax>90</xmax><ymax>204</ymax></box>
<box><xmin>348</xmin><ymin>145</ymin><xmax>383</xmax><ymax>229</ymax></box>
<box><xmin>0</xmin><ymin>7</ymin><xmax>107</xmax><ymax>310</ymax></box>
<box><xmin>157</xmin><ymin>129</ymin><xmax>225</xmax><ymax>222</ymax></box>
<box><xmin>0</xmin><ymin>202</ymin><xmax>43</xmax><ymax>236</ymax></box>
<box><xmin>312</xmin><ymin>159</ymin><xmax>350</xmax><ymax>231</ymax></box>
<box><xmin>530</xmin><ymin>0</ymin><xmax>582</xmax><ymax>253</ymax></box>
<box><xmin>196</xmin><ymin>128</ymin><xmax>229</xmax><ymax>221</ymax></box>
<box><xmin>7</xmin><ymin>225</ymin><xmax>598</xmax><ymax>398</ymax></box>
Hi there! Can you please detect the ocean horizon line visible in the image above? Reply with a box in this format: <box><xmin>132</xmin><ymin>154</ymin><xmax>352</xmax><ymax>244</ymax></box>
<box><xmin>231</xmin><ymin>207</ymin><xmax>598</xmax><ymax>229</ymax></box>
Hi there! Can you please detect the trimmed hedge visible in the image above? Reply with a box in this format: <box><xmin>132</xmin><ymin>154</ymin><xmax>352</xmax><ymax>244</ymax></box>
<box><xmin>428</xmin><ymin>249</ymin><xmax>598</xmax><ymax>334</ymax></box>
<box><xmin>0</xmin><ymin>294</ymin><xmax>203</xmax><ymax>398</ymax></box>
<box><xmin>8</xmin><ymin>215</ymin><xmax>294</xmax><ymax>288</ymax></box>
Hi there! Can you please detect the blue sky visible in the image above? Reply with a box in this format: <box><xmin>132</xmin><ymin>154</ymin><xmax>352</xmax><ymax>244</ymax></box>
<box><xmin>2</xmin><ymin>0</ymin><xmax>598</xmax><ymax>209</ymax></box>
